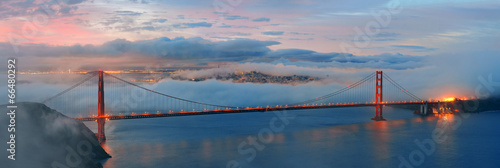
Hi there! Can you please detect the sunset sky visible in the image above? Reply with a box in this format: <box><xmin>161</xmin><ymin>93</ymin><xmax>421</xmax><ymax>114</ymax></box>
<box><xmin>1</xmin><ymin>0</ymin><xmax>499</xmax><ymax>98</ymax></box>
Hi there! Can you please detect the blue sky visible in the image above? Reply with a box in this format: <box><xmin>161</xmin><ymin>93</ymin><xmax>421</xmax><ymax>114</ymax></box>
<box><xmin>1</xmin><ymin>0</ymin><xmax>498</xmax><ymax>55</ymax></box>
<box><xmin>0</xmin><ymin>0</ymin><xmax>499</xmax><ymax>98</ymax></box>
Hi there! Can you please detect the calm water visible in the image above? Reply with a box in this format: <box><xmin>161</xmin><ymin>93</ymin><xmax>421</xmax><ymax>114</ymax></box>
<box><xmin>84</xmin><ymin>107</ymin><xmax>500</xmax><ymax>168</ymax></box>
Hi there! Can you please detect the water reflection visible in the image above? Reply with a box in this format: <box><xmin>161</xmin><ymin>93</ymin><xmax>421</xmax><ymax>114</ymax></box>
<box><xmin>371</xmin><ymin>121</ymin><xmax>390</xmax><ymax>163</ymax></box>
<box><xmin>141</xmin><ymin>144</ymin><xmax>152</xmax><ymax>166</ymax></box>
<box><xmin>275</xmin><ymin>133</ymin><xmax>285</xmax><ymax>143</ymax></box>
<box><xmin>202</xmin><ymin>140</ymin><xmax>212</xmax><ymax>159</ymax></box>
<box><xmin>103</xmin><ymin>117</ymin><xmax>429</xmax><ymax>167</ymax></box>
<box><xmin>154</xmin><ymin>143</ymin><xmax>164</xmax><ymax>158</ymax></box>
<box><xmin>99</xmin><ymin>111</ymin><xmax>500</xmax><ymax>168</ymax></box>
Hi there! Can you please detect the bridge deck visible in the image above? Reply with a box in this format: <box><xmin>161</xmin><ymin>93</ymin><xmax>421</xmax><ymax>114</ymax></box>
<box><xmin>76</xmin><ymin>101</ymin><xmax>436</xmax><ymax>121</ymax></box>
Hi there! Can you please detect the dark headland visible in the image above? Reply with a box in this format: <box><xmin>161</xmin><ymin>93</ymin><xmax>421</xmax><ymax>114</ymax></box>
<box><xmin>1</xmin><ymin>102</ymin><xmax>110</xmax><ymax>168</ymax></box>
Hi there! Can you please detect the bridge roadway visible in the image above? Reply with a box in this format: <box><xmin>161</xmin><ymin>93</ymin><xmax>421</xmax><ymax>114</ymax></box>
<box><xmin>75</xmin><ymin>101</ymin><xmax>439</xmax><ymax>121</ymax></box>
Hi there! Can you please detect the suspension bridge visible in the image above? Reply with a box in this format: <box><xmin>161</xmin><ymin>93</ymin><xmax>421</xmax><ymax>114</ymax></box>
<box><xmin>42</xmin><ymin>70</ymin><xmax>452</xmax><ymax>143</ymax></box>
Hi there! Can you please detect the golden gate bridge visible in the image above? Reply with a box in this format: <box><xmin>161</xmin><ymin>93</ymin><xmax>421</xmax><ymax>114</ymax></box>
<box><xmin>42</xmin><ymin>70</ymin><xmax>453</xmax><ymax>143</ymax></box>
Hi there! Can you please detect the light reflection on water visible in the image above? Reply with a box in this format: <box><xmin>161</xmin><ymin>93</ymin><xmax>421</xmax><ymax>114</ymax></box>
<box><xmin>82</xmin><ymin>108</ymin><xmax>500</xmax><ymax>168</ymax></box>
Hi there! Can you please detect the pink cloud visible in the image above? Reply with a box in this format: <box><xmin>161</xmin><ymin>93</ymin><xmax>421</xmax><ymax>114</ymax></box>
<box><xmin>1</xmin><ymin>15</ymin><xmax>110</xmax><ymax>46</ymax></box>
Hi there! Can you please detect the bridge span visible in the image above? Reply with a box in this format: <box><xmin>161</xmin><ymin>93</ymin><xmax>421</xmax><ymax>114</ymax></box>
<box><xmin>43</xmin><ymin>70</ymin><xmax>460</xmax><ymax>143</ymax></box>
<box><xmin>75</xmin><ymin>101</ymin><xmax>440</xmax><ymax>121</ymax></box>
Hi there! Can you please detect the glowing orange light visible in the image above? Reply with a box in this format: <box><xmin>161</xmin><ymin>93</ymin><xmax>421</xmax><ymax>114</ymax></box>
<box><xmin>104</xmin><ymin>70</ymin><xmax>121</xmax><ymax>74</ymax></box>
<box><xmin>443</xmin><ymin>97</ymin><xmax>455</xmax><ymax>102</ymax></box>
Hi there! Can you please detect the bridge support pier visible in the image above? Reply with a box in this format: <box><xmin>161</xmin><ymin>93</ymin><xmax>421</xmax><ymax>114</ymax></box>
<box><xmin>97</xmin><ymin>118</ymin><xmax>105</xmax><ymax>142</ymax></box>
<box><xmin>420</xmin><ymin>103</ymin><xmax>428</xmax><ymax>115</ymax></box>
<box><xmin>372</xmin><ymin>71</ymin><xmax>386</xmax><ymax>121</ymax></box>
<box><xmin>97</xmin><ymin>70</ymin><xmax>106</xmax><ymax>143</ymax></box>
<box><xmin>372</xmin><ymin>104</ymin><xmax>385</xmax><ymax>121</ymax></box>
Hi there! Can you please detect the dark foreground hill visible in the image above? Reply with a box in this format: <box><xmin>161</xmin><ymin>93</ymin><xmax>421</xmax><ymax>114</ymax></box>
<box><xmin>1</xmin><ymin>102</ymin><xmax>110</xmax><ymax>168</ymax></box>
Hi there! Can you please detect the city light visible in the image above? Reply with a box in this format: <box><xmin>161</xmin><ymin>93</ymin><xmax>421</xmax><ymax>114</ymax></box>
<box><xmin>443</xmin><ymin>97</ymin><xmax>456</xmax><ymax>102</ymax></box>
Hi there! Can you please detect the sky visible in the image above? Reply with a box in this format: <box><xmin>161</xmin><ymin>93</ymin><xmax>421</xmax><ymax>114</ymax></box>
<box><xmin>1</xmin><ymin>0</ymin><xmax>500</xmax><ymax>99</ymax></box>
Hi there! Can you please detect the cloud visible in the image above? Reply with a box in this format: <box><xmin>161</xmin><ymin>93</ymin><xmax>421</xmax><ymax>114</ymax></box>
<box><xmin>263</xmin><ymin>31</ymin><xmax>285</xmax><ymax>35</ymax></box>
<box><xmin>129</xmin><ymin>0</ymin><xmax>150</xmax><ymax>4</ymax></box>
<box><xmin>114</xmin><ymin>10</ymin><xmax>143</xmax><ymax>16</ymax></box>
<box><xmin>213</xmin><ymin>11</ymin><xmax>228</xmax><ymax>15</ymax></box>
<box><xmin>140</xmin><ymin>26</ymin><xmax>155</xmax><ymax>31</ymax></box>
<box><xmin>391</xmin><ymin>45</ymin><xmax>437</xmax><ymax>52</ymax></box>
<box><xmin>0</xmin><ymin>36</ymin><xmax>432</xmax><ymax>72</ymax></box>
<box><xmin>290</xmin><ymin>32</ymin><xmax>315</xmax><ymax>35</ymax></box>
<box><xmin>0</xmin><ymin>37</ymin><xmax>281</xmax><ymax>61</ymax></box>
<box><xmin>252</xmin><ymin>17</ymin><xmax>271</xmax><ymax>22</ymax></box>
<box><xmin>133</xmin><ymin>37</ymin><xmax>280</xmax><ymax>60</ymax></box>
<box><xmin>0</xmin><ymin>0</ymin><xmax>88</xmax><ymax>19</ymax></box>
<box><xmin>261</xmin><ymin>49</ymin><xmax>427</xmax><ymax>70</ymax></box>
<box><xmin>121</xmin><ymin>25</ymin><xmax>164</xmax><ymax>32</ymax></box>
<box><xmin>98</xmin><ymin>10</ymin><xmax>165</xmax><ymax>32</ymax></box>
<box><xmin>224</xmin><ymin>15</ymin><xmax>249</xmax><ymax>20</ymax></box>
<box><xmin>143</xmin><ymin>18</ymin><xmax>168</xmax><ymax>25</ymax></box>
<box><xmin>210</xmin><ymin>36</ymin><xmax>233</xmax><ymax>40</ymax></box>
<box><xmin>371</xmin><ymin>32</ymin><xmax>400</xmax><ymax>42</ymax></box>
<box><xmin>152</xmin><ymin>18</ymin><xmax>168</xmax><ymax>23</ymax></box>
<box><xmin>218</xmin><ymin>32</ymin><xmax>252</xmax><ymax>36</ymax></box>
<box><xmin>0</xmin><ymin>0</ymin><xmax>497</xmax><ymax>103</ymax></box>
<box><xmin>289</xmin><ymin>38</ymin><xmax>314</xmax><ymax>41</ymax></box>
<box><xmin>375</xmin><ymin>32</ymin><xmax>400</xmax><ymax>38</ymax></box>
<box><xmin>63</xmin><ymin>0</ymin><xmax>86</xmax><ymax>5</ymax></box>
<box><xmin>167</xmin><ymin>53</ymin><xmax>428</xmax><ymax>90</ymax></box>
<box><xmin>218</xmin><ymin>24</ymin><xmax>232</xmax><ymax>28</ymax></box>
<box><xmin>217</xmin><ymin>23</ymin><xmax>258</xmax><ymax>29</ymax></box>
<box><xmin>172</xmin><ymin>22</ymin><xmax>212</xmax><ymax>28</ymax></box>
<box><xmin>100</xmin><ymin>17</ymin><xmax>126</xmax><ymax>26</ymax></box>
<box><xmin>0</xmin><ymin>36</ymin><xmax>432</xmax><ymax>74</ymax></box>
<box><xmin>374</xmin><ymin>38</ymin><xmax>397</xmax><ymax>42</ymax></box>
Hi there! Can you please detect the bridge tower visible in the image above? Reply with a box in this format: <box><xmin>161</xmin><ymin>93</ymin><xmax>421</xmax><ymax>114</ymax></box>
<box><xmin>372</xmin><ymin>71</ymin><xmax>386</xmax><ymax>121</ymax></box>
<box><xmin>97</xmin><ymin>70</ymin><xmax>106</xmax><ymax>143</ymax></box>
